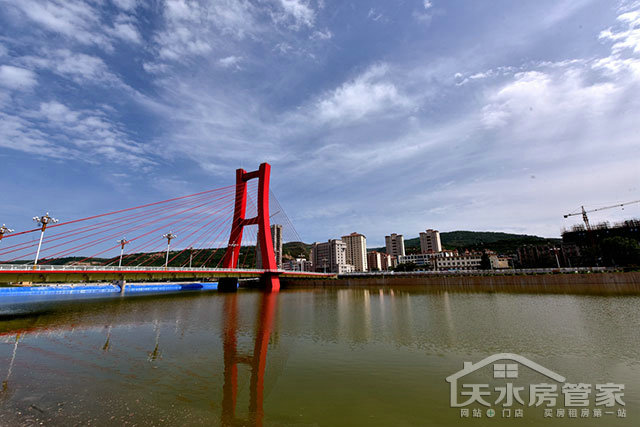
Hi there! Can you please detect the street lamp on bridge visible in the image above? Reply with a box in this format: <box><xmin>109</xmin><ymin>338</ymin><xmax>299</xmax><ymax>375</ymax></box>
<box><xmin>162</xmin><ymin>232</ymin><xmax>177</xmax><ymax>269</ymax></box>
<box><xmin>227</xmin><ymin>243</ymin><xmax>239</xmax><ymax>268</ymax></box>
<box><xmin>0</xmin><ymin>224</ymin><xmax>14</xmax><ymax>244</ymax></box>
<box><xmin>116</xmin><ymin>237</ymin><xmax>129</xmax><ymax>268</ymax></box>
<box><xmin>33</xmin><ymin>213</ymin><xmax>58</xmax><ymax>269</ymax></box>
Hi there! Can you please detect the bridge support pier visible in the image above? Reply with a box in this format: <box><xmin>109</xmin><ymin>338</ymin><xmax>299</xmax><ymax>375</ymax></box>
<box><xmin>113</xmin><ymin>279</ymin><xmax>126</xmax><ymax>294</ymax></box>
<box><xmin>218</xmin><ymin>278</ymin><xmax>238</xmax><ymax>292</ymax></box>
<box><xmin>260</xmin><ymin>273</ymin><xmax>280</xmax><ymax>292</ymax></box>
<box><xmin>223</xmin><ymin>163</ymin><xmax>281</xmax><ymax>293</ymax></box>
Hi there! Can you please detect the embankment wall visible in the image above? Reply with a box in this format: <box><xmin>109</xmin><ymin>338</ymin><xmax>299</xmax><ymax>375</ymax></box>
<box><xmin>281</xmin><ymin>272</ymin><xmax>640</xmax><ymax>295</ymax></box>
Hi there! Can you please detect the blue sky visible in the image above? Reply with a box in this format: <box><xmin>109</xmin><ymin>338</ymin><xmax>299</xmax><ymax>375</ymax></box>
<box><xmin>1</xmin><ymin>0</ymin><xmax>639</xmax><ymax>246</ymax></box>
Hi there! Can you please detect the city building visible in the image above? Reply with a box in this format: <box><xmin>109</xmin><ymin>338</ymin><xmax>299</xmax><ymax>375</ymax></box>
<box><xmin>385</xmin><ymin>233</ymin><xmax>405</xmax><ymax>257</ymax></box>
<box><xmin>311</xmin><ymin>239</ymin><xmax>354</xmax><ymax>274</ymax></box>
<box><xmin>434</xmin><ymin>252</ymin><xmax>482</xmax><ymax>271</ymax></box>
<box><xmin>283</xmin><ymin>258</ymin><xmax>313</xmax><ymax>272</ymax></box>
<box><xmin>419</xmin><ymin>229</ymin><xmax>442</xmax><ymax>253</ymax></box>
<box><xmin>490</xmin><ymin>255</ymin><xmax>512</xmax><ymax>269</ymax></box>
<box><xmin>370</xmin><ymin>251</ymin><xmax>395</xmax><ymax>270</ymax></box>
<box><xmin>516</xmin><ymin>244</ymin><xmax>573</xmax><ymax>268</ymax></box>
<box><xmin>367</xmin><ymin>251</ymin><xmax>382</xmax><ymax>271</ymax></box>
<box><xmin>342</xmin><ymin>232</ymin><xmax>368</xmax><ymax>272</ymax></box>
<box><xmin>561</xmin><ymin>218</ymin><xmax>638</xmax><ymax>266</ymax></box>
<box><xmin>381</xmin><ymin>253</ymin><xmax>395</xmax><ymax>270</ymax></box>
<box><xmin>256</xmin><ymin>224</ymin><xmax>283</xmax><ymax>269</ymax></box>
<box><xmin>398</xmin><ymin>253</ymin><xmax>437</xmax><ymax>268</ymax></box>
<box><xmin>398</xmin><ymin>250</ymin><xmax>483</xmax><ymax>271</ymax></box>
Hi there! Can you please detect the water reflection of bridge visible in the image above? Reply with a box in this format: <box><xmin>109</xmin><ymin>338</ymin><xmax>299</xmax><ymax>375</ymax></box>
<box><xmin>222</xmin><ymin>292</ymin><xmax>276</xmax><ymax>426</ymax></box>
<box><xmin>0</xmin><ymin>291</ymin><xmax>278</xmax><ymax>426</ymax></box>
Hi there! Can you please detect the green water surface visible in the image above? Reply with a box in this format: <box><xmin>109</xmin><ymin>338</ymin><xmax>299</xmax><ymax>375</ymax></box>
<box><xmin>0</xmin><ymin>288</ymin><xmax>638</xmax><ymax>426</ymax></box>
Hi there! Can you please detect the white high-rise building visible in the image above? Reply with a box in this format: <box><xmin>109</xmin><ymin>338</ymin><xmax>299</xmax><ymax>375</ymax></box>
<box><xmin>341</xmin><ymin>232</ymin><xmax>368</xmax><ymax>272</ymax></box>
<box><xmin>385</xmin><ymin>233</ymin><xmax>405</xmax><ymax>257</ymax></box>
<box><xmin>256</xmin><ymin>224</ymin><xmax>283</xmax><ymax>269</ymax></box>
<box><xmin>419</xmin><ymin>229</ymin><xmax>442</xmax><ymax>253</ymax></box>
<box><xmin>311</xmin><ymin>239</ymin><xmax>354</xmax><ymax>274</ymax></box>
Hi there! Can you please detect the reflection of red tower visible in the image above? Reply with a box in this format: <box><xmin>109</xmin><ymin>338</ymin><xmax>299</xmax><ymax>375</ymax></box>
<box><xmin>223</xmin><ymin>163</ymin><xmax>280</xmax><ymax>292</ymax></box>
<box><xmin>222</xmin><ymin>292</ymin><xmax>277</xmax><ymax>426</ymax></box>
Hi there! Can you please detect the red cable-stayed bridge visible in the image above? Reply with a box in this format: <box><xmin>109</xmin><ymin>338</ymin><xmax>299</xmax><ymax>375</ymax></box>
<box><xmin>0</xmin><ymin>163</ymin><xmax>332</xmax><ymax>292</ymax></box>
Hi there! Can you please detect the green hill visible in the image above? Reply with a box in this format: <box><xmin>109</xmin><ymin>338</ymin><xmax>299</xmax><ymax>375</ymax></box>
<box><xmin>20</xmin><ymin>232</ymin><xmax>557</xmax><ymax>268</ymax></box>
<box><xmin>374</xmin><ymin>231</ymin><xmax>560</xmax><ymax>255</ymax></box>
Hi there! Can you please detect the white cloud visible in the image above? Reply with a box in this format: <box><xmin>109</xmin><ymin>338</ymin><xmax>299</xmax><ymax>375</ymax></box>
<box><xmin>0</xmin><ymin>43</ymin><xmax>7</xmax><ymax>57</ymax></box>
<box><xmin>599</xmin><ymin>9</ymin><xmax>640</xmax><ymax>54</ymax></box>
<box><xmin>481</xmin><ymin>69</ymin><xmax>620</xmax><ymax>131</ymax></box>
<box><xmin>0</xmin><ymin>99</ymin><xmax>154</xmax><ymax>167</ymax></box>
<box><xmin>142</xmin><ymin>62</ymin><xmax>169</xmax><ymax>74</ymax></box>
<box><xmin>110</xmin><ymin>13</ymin><xmax>142</xmax><ymax>44</ymax></box>
<box><xmin>0</xmin><ymin>111</ymin><xmax>74</xmax><ymax>159</ymax></box>
<box><xmin>314</xmin><ymin>64</ymin><xmax>413</xmax><ymax>123</ymax></box>
<box><xmin>5</xmin><ymin>0</ymin><xmax>110</xmax><ymax>48</ymax></box>
<box><xmin>35</xmin><ymin>101</ymin><xmax>153</xmax><ymax>166</ymax></box>
<box><xmin>413</xmin><ymin>1</ymin><xmax>434</xmax><ymax>23</ymax></box>
<box><xmin>218</xmin><ymin>55</ymin><xmax>243</xmax><ymax>68</ymax></box>
<box><xmin>367</xmin><ymin>8</ymin><xmax>384</xmax><ymax>22</ymax></box>
<box><xmin>277</xmin><ymin>0</ymin><xmax>315</xmax><ymax>28</ymax></box>
<box><xmin>593</xmin><ymin>8</ymin><xmax>640</xmax><ymax>78</ymax></box>
<box><xmin>593</xmin><ymin>55</ymin><xmax>640</xmax><ymax>78</ymax></box>
<box><xmin>310</xmin><ymin>29</ymin><xmax>332</xmax><ymax>40</ymax></box>
<box><xmin>19</xmin><ymin>49</ymin><xmax>123</xmax><ymax>85</ymax></box>
<box><xmin>4</xmin><ymin>0</ymin><xmax>143</xmax><ymax>50</ymax></box>
<box><xmin>0</xmin><ymin>65</ymin><xmax>38</xmax><ymax>90</ymax></box>
<box><xmin>112</xmin><ymin>0</ymin><xmax>138</xmax><ymax>11</ymax></box>
<box><xmin>155</xmin><ymin>0</ymin><xmax>259</xmax><ymax>60</ymax></box>
<box><xmin>274</xmin><ymin>42</ymin><xmax>293</xmax><ymax>54</ymax></box>
<box><xmin>38</xmin><ymin>101</ymin><xmax>80</xmax><ymax>123</ymax></box>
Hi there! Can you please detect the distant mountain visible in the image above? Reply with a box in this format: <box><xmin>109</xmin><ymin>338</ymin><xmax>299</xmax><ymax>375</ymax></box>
<box><xmin>282</xmin><ymin>241</ymin><xmax>311</xmax><ymax>259</ymax></box>
<box><xmin>26</xmin><ymin>232</ymin><xmax>557</xmax><ymax>267</ymax></box>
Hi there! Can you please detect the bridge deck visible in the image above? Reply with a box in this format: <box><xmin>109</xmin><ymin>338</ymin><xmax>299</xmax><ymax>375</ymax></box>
<box><xmin>0</xmin><ymin>265</ymin><xmax>334</xmax><ymax>284</ymax></box>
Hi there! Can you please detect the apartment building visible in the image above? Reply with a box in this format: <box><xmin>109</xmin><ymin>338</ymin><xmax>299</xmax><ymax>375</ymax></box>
<box><xmin>385</xmin><ymin>233</ymin><xmax>405</xmax><ymax>257</ymax></box>
<box><xmin>368</xmin><ymin>250</ymin><xmax>395</xmax><ymax>271</ymax></box>
<box><xmin>311</xmin><ymin>239</ymin><xmax>354</xmax><ymax>274</ymax></box>
<box><xmin>342</xmin><ymin>232</ymin><xmax>368</xmax><ymax>272</ymax></box>
<box><xmin>419</xmin><ymin>229</ymin><xmax>442</xmax><ymax>253</ymax></box>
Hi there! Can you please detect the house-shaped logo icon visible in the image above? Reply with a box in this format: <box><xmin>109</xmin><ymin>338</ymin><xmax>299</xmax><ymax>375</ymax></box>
<box><xmin>446</xmin><ymin>353</ymin><xmax>566</xmax><ymax>407</ymax></box>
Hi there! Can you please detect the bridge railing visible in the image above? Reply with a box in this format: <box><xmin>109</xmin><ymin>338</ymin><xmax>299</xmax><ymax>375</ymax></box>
<box><xmin>0</xmin><ymin>264</ymin><xmax>269</xmax><ymax>273</ymax></box>
<box><xmin>0</xmin><ymin>264</ymin><xmax>333</xmax><ymax>275</ymax></box>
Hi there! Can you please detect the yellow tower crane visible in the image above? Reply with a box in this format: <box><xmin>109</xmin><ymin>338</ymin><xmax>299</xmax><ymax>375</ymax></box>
<box><xmin>564</xmin><ymin>200</ymin><xmax>640</xmax><ymax>231</ymax></box>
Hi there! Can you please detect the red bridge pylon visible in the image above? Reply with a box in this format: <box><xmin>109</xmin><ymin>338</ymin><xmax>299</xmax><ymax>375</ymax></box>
<box><xmin>221</xmin><ymin>163</ymin><xmax>280</xmax><ymax>292</ymax></box>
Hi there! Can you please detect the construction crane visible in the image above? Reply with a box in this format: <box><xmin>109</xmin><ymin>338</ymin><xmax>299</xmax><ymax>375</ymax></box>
<box><xmin>564</xmin><ymin>200</ymin><xmax>640</xmax><ymax>231</ymax></box>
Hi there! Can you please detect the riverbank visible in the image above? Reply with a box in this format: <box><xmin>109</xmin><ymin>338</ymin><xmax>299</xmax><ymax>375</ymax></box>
<box><xmin>281</xmin><ymin>271</ymin><xmax>640</xmax><ymax>295</ymax></box>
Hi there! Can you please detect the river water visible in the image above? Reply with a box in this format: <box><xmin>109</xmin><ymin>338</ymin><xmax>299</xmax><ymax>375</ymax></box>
<box><xmin>0</xmin><ymin>288</ymin><xmax>638</xmax><ymax>426</ymax></box>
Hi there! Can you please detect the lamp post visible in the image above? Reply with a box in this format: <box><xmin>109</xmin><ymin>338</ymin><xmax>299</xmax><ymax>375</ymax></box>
<box><xmin>550</xmin><ymin>247</ymin><xmax>561</xmax><ymax>268</ymax></box>
<box><xmin>0</xmin><ymin>224</ymin><xmax>14</xmax><ymax>245</ymax></box>
<box><xmin>228</xmin><ymin>243</ymin><xmax>239</xmax><ymax>268</ymax></box>
<box><xmin>189</xmin><ymin>246</ymin><xmax>194</xmax><ymax>268</ymax></box>
<box><xmin>162</xmin><ymin>232</ymin><xmax>177</xmax><ymax>268</ymax></box>
<box><xmin>116</xmin><ymin>238</ymin><xmax>129</xmax><ymax>268</ymax></box>
<box><xmin>33</xmin><ymin>213</ymin><xmax>58</xmax><ymax>269</ymax></box>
